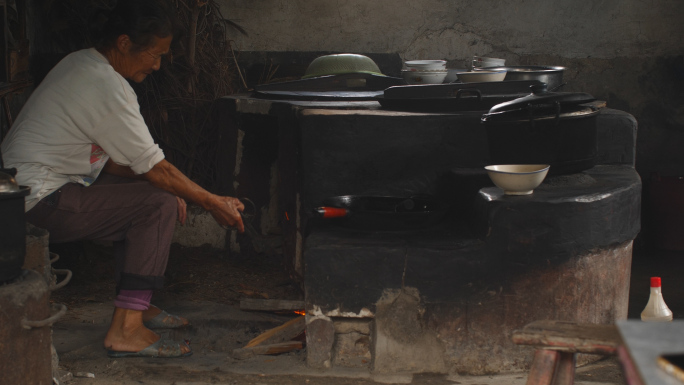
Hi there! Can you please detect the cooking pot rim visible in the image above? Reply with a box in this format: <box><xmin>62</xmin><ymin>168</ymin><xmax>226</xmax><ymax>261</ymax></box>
<box><xmin>321</xmin><ymin>194</ymin><xmax>450</xmax><ymax>212</ymax></box>
<box><xmin>481</xmin><ymin>105</ymin><xmax>600</xmax><ymax>123</ymax></box>
<box><xmin>317</xmin><ymin>195</ymin><xmax>450</xmax><ymax>231</ymax></box>
<box><xmin>478</xmin><ymin>65</ymin><xmax>566</xmax><ymax>73</ymax></box>
<box><xmin>0</xmin><ymin>185</ymin><xmax>30</xmax><ymax>200</ymax></box>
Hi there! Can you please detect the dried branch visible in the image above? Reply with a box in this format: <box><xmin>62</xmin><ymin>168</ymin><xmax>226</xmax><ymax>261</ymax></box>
<box><xmin>133</xmin><ymin>0</ymin><xmax>244</xmax><ymax>187</ymax></box>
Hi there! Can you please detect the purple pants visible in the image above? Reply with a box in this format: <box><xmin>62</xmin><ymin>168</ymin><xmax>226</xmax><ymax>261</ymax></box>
<box><xmin>26</xmin><ymin>173</ymin><xmax>177</xmax><ymax>292</ymax></box>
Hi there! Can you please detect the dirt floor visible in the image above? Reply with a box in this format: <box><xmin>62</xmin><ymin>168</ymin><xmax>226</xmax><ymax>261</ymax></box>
<box><xmin>46</xmin><ymin>238</ymin><xmax>684</xmax><ymax>385</ymax></box>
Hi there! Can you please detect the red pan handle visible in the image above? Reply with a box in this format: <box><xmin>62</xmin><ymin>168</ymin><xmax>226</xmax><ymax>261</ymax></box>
<box><xmin>315</xmin><ymin>207</ymin><xmax>349</xmax><ymax>218</ymax></box>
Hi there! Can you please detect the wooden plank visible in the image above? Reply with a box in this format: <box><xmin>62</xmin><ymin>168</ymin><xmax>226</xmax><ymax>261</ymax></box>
<box><xmin>232</xmin><ymin>341</ymin><xmax>303</xmax><ymax>360</ymax></box>
<box><xmin>512</xmin><ymin>320</ymin><xmax>622</xmax><ymax>355</ymax></box>
<box><xmin>239</xmin><ymin>298</ymin><xmax>305</xmax><ymax>312</ymax></box>
<box><xmin>245</xmin><ymin>315</ymin><xmax>305</xmax><ymax>348</ymax></box>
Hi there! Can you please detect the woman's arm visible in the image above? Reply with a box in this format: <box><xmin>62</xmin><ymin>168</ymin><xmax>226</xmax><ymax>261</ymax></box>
<box><xmin>103</xmin><ymin>158</ymin><xmax>189</xmax><ymax>225</ymax></box>
<box><xmin>103</xmin><ymin>158</ymin><xmax>244</xmax><ymax>232</ymax></box>
<box><xmin>142</xmin><ymin>159</ymin><xmax>244</xmax><ymax>232</ymax></box>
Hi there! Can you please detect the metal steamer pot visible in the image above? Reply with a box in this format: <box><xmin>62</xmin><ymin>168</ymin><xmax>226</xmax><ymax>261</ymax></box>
<box><xmin>481</xmin><ymin>85</ymin><xmax>600</xmax><ymax>175</ymax></box>
<box><xmin>477</xmin><ymin>66</ymin><xmax>566</xmax><ymax>91</ymax></box>
<box><xmin>0</xmin><ymin>169</ymin><xmax>30</xmax><ymax>283</ymax></box>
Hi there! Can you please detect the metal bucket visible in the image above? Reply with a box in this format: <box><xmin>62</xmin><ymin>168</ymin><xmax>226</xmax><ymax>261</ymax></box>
<box><xmin>0</xmin><ymin>269</ymin><xmax>66</xmax><ymax>385</ymax></box>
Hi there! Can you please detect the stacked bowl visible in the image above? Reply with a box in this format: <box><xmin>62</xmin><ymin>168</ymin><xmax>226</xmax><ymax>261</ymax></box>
<box><xmin>472</xmin><ymin>56</ymin><xmax>506</xmax><ymax>69</ymax></box>
<box><xmin>402</xmin><ymin>60</ymin><xmax>448</xmax><ymax>85</ymax></box>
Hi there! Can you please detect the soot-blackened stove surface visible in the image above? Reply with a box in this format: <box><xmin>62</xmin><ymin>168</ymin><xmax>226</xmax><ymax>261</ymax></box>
<box><xmin>305</xmin><ymin>216</ymin><xmax>482</xmax><ymax>314</ymax></box>
<box><xmin>304</xmin><ymin>165</ymin><xmax>641</xmax><ymax>315</ymax></box>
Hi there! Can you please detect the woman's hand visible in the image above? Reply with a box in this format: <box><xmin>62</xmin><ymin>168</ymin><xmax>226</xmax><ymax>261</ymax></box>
<box><xmin>143</xmin><ymin>160</ymin><xmax>244</xmax><ymax>232</ymax></box>
<box><xmin>176</xmin><ymin>197</ymin><xmax>187</xmax><ymax>225</ymax></box>
<box><xmin>208</xmin><ymin>196</ymin><xmax>245</xmax><ymax>233</ymax></box>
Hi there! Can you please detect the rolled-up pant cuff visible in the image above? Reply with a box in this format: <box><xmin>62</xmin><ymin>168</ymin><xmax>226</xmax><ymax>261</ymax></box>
<box><xmin>114</xmin><ymin>289</ymin><xmax>154</xmax><ymax>311</ymax></box>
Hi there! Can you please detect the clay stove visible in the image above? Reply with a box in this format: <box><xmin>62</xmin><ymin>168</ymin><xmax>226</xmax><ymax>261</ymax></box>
<box><xmin>213</xmin><ymin>95</ymin><xmax>640</xmax><ymax>375</ymax></box>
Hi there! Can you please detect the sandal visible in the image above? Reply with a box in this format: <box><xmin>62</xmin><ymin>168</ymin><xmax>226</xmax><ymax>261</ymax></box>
<box><xmin>107</xmin><ymin>337</ymin><xmax>192</xmax><ymax>358</ymax></box>
<box><xmin>143</xmin><ymin>309</ymin><xmax>191</xmax><ymax>329</ymax></box>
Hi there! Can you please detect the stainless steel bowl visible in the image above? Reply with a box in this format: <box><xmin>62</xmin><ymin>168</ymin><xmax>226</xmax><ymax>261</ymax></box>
<box><xmin>302</xmin><ymin>54</ymin><xmax>383</xmax><ymax>79</ymax></box>
<box><xmin>0</xmin><ymin>171</ymin><xmax>19</xmax><ymax>193</ymax></box>
<box><xmin>477</xmin><ymin>66</ymin><xmax>566</xmax><ymax>91</ymax></box>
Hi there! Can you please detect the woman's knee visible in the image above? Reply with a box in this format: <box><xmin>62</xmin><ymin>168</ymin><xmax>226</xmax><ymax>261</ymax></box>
<box><xmin>130</xmin><ymin>186</ymin><xmax>178</xmax><ymax>226</ymax></box>
<box><xmin>152</xmin><ymin>189</ymin><xmax>178</xmax><ymax>222</ymax></box>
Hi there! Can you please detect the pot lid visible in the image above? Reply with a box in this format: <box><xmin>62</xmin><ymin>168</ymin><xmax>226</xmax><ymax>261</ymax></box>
<box><xmin>0</xmin><ymin>171</ymin><xmax>19</xmax><ymax>193</ymax></box>
<box><xmin>383</xmin><ymin>80</ymin><xmax>544</xmax><ymax>100</ymax></box>
<box><xmin>487</xmin><ymin>84</ymin><xmax>596</xmax><ymax>114</ymax></box>
<box><xmin>477</xmin><ymin>65</ymin><xmax>566</xmax><ymax>74</ymax></box>
<box><xmin>254</xmin><ymin>72</ymin><xmax>404</xmax><ymax>95</ymax></box>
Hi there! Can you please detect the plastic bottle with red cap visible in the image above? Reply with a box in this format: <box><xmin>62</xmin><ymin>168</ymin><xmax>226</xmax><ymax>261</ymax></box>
<box><xmin>641</xmin><ymin>277</ymin><xmax>673</xmax><ymax>322</ymax></box>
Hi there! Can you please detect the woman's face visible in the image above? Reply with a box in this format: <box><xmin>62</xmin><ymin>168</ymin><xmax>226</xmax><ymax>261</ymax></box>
<box><xmin>117</xmin><ymin>35</ymin><xmax>173</xmax><ymax>83</ymax></box>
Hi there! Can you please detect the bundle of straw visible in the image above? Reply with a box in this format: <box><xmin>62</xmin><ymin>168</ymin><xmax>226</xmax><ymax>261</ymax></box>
<box><xmin>133</xmin><ymin>0</ymin><xmax>246</xmax><ymax>188</ymax></box>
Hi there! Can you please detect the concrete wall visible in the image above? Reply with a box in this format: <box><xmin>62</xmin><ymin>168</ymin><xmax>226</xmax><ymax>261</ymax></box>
<box><xmin>219</xmin><ymin>0</ymin><xmax>684</xmax><ymax>179</ymax></box>
<box><xmin>221</xmin><ymin>0</ymin><xmax>682</xmax><ymax>59</ymax></box>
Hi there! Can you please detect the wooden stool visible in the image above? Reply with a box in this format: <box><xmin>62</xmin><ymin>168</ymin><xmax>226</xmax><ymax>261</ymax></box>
<box><xmin>512</xmin><ymin>320</ymin><xmax>623</xmax><ymax>385</ymax></box>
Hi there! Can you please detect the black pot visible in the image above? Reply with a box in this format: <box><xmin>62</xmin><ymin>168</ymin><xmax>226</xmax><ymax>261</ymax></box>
<box><xmin>0</xmin><ymin>173</ymin><xmax>30</xmax><ymax>283</ymax></box>
<box><xmin>481</xmin><ymin>85</ymin><xmax>600</xmax><ymax>175</ymax></box>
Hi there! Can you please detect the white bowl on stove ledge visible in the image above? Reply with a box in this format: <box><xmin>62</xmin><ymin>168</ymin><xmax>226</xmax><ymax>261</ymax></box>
<box><xmin>485</xmin><ymin>164</ymin><xmax>550</xmax><ymax>195</ymax></box>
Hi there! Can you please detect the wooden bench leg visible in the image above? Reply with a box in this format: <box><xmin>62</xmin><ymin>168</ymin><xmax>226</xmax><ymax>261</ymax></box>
<box><xmin>552</xmin><ymin>352</ymin><xmax>576</xmax><ymax>385</ymax></box>
<box><xmin>526</xmin><ymin>349</ymin><xmax>560</xmax><ymax>385</ymax></box>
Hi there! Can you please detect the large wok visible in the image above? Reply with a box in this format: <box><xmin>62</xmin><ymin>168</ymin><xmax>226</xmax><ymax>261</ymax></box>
<box><xmin>314</xmin><ymin>195</ymin><xmax>449</xmax><ymax>231</ymax></box>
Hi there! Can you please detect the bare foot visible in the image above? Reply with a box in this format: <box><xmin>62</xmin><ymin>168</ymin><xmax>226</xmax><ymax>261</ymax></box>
<box><xmin>104</xmin><ymin>307</ymin><xmax>191</xmax><ymax>355</ymax></box>
<box><xmin>142</xmin><ymin>305</ymin><xmax>190</xmax><ymax>327</ymax></box>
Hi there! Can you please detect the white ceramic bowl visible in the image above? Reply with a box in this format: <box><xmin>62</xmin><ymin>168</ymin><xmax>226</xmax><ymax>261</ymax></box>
<box><xmin>472</xmin><ymin>56</ymin><xmax>506</xmax><ymax>69</ymax></box>
<box><xmin>456</xmin><ymin>70</ymin><xmax>507</xmax><ymax>83</ymax></box>
<box><xmin>405</xmin><ymin>60</ymin><xmax>447</xmax><ymax>71</ymax></box>
<box><xmin>443</xmin><ymin>69</ymin><xmax>466</xmax><ymax>83</ymax></box>
<box><xmin>402</xmin><ymin>70</ymin><xmax>448</xmax><ymax>85</ymax></box>
<box><xmin>485</xmin><ymin>164</ymin><xmax>550</xmax><ymax>195</ymax></box>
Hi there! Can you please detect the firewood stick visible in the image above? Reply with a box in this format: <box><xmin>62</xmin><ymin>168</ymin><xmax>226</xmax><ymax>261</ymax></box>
<box><xmin>232</xmin><ymin>341</ymin><xmax>303</xmax><ymax>360</ymax></box>
<box><xmin>245</xmin><ymin>315</ymin><xmax>305</xmax><ymax>348</ymax></box>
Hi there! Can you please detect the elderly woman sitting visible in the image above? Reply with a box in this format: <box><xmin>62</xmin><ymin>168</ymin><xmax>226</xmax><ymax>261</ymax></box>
<box><xmin>0</xmin><ymin>0</ymin><xmax>243</xmax><ymax>358</ymax></box>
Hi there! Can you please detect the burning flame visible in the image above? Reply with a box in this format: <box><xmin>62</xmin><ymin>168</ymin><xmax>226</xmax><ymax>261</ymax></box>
<box><xmin>294</xmin><ymin>310</ymin><xmax>306</xmax><ymax>316</ymax></box>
